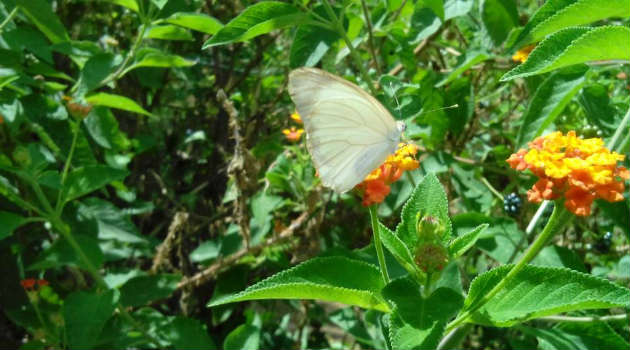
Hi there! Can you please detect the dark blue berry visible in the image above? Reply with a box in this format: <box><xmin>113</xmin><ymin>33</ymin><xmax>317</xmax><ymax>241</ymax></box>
<box><xmin>503</xmin><ymin>192</ymin><xmax>522</xmax><ymax>216</ymax></box>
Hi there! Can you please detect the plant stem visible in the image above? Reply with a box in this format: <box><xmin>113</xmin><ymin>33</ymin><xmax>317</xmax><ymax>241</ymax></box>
<box><xmin>608</xmin><ymin>103</ymin><xmax>630</xmax><ymax>149</ymax></box>
<box><xmin>360</xmin><ymin>0</ymin><xmax>381</xmax><ymax>74</ymax></box>
<box><xmin>55</xmin><ymin>121</ymin><xmax>79</xmax><ymax>214</ymax></box>
<box><xmin>321</xmin><ymin>0</ymin><xmax>378</xmax><ymax>96</ymax></box>
<box><xmin>480</xmin><ymin>176</ymin><xmax>503</xmax><ymax>201</ymax></box>
<box><xmin>444</xmin><ymin>202</ymin><xmax>572</xmax><ymax>333</ymax></box>
<box><xmin>538</xmin><ymin>314</ymin><xmax>628</xmax><ymax>323</ymax></box>
<box><xmin>101</xmin><ymin>23</ymin><xmax>147</xmax><ymax>86</ymax></box>
<box><xmin>0</xmin><ymin>6</ymin><xmax>18</xmax><ymax>33</ymax></box>
<box><xmin>369</xmin><ymin>205</ymin><xmax>390</xmax><ymax>284</ymax></box>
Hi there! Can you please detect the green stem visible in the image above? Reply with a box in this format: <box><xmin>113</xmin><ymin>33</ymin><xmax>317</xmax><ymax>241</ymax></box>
<box><xmin>480</xmin><ymin>176</ymin><xmax>503</xmax><ymax>201</ymax></box>
<box><xmin>96</xmin><ymin>23</ymin><xmax>148</xmax><ymax>89</ymax></box>
<box><xmin>538</xmin><ymin>314</ymin><xmax>628</xmax><ymax>323</ymax></box>
<box><xmin>444</xmin><ymin>202</ymin><xmax>572</xmax><ymax>333</ymax></box>
<box><xmin>608</xmin><ymin>104</ymin><xmax>630</xmax><ymax>149</ymax></box>
<box><xmin>321</xmin><ymin>0</ymin><xmax>378</xmax><ymax>96</ymax></box>
<box><xmin>55</xmin><ymin>121</ymin><xmax>79</xmax><ymax>214</ymax></box>
<box><xmin>369</xmin><ymin>205</ymin><xmax>390</xmax><ymax>284</ymax></box>
<box><xmin>0</xmin><ymin>6</ymin><xmax>18</xmax><ymax>33</ymax></box>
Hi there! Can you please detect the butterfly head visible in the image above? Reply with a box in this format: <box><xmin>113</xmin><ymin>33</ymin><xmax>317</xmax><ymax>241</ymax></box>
<box><xmin>396</xmin><ymin>121</ymin><xmax>406</xmax><ymax>133</ymax></box>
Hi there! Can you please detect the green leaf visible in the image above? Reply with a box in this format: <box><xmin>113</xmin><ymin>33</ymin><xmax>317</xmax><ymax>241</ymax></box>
<box><xmin>480</xmin><ymin>0</ymin><xmax>518</xmax><ymax>46</ymax></box>
<box><xmin>520</xmin><ymin>322</ymin><xmax>630</xmax><ymax>350</ymax></box>
<box><xmin>62</xmin><ymin>165</ymin><xmax>128</xmax><ymax>202</ymax></box>
<box><xmin>102</xmin><ymin>0</ymin><xmax>139</xmax><ymax>12</ymax></box>
<box><xmin>530</xmin><ymin>245</ymin><xmax>587</xmax><ymax>272</ymax></box>
<box><xmin>436</xmin><ymin>51</ymin><xmax>490</xmax><ymax>87</ymax></box>
<box><xmin>145</xmin><ymin>24</ymin><xmax>194</xmax><ymax>41</ymax></box>
<box><xmin>202</xmin><ymin>2</ymin><xmax>306</xmax><ymax>48</ymax></box>
<box><xmin>17</xmin><ymin>0</ymin><xmax>70</xmax><ymax>43</ymax></box>
<box><xmin>119</xmin><ymin>274</ymin><xmax>181</xmax><ymax>307</ymax></box>
<box><xmin>512</xmin><ymin>0</ymin><xmax>630</xmax><ymax>48</ymax></box>
<box><xmin>84</xmin><ymin>107</ymin><xmax>130</xmax><ymax>150</ymax></box>
<box><xmin>189</xmin><ymin>240</ymin><xmax>221</xmax><ymax>263</ymax></box>
<box><xmin>515</xmin><ymin>68</ymin><xmax>586</xmax><ymax>147</ymax></box>
<box><xmin>444</xmin><ymin>0</ymin><xmax>473</xmax><ymax>19</ymax></box>
<box><xmin>578</xmin><ymin>84</ymin><xmax>620</xmax><ymax>132</ymax></box>
<box><xmin>165</xmin><ymin>12</ymin><xmax>223</xmax><ymax>34</ymax></box>
<box><xmin>161</xmin><ymin>317</ymin><xmax>217</xmax><ymax>350</ymax></box>
<box><xmin>64</xmin><ymin>290</ymin><xmax>118</xmax><ymax>350</ymax></box>
<box><xmin>78</xmin><ymin>53</ymin><xmax>117</xmax><ymax>93</ymax></box>
<box><xmin>398</xmin><ymin>173</ymin><xmax>452</xmax><ymax>250</ymax></box>
<box><xmin>417</xmin><ymin>0</ymin><xmax>445</xmax><ymax>21</ymax></box>
<box><xmin>502</xmin><ymin>26</ymin><xmax>630</xmax><ymax>81</ymax></box>
<box><xmin>208</xmin><ymin>256</ymin><xmax>390</xmax><ymax>312</ymax></box>
<box><xmin>448</xmin><ymin>224</ymin><xmax>487</xmax><ymax>258</ymax></box>
<box><xmin>383</xmin><ymin>277</ymin><xmax>463</xmax><ymax>350</ymax></box>
<box><xmin>378</xmin><ymin>222</ymin><xmax>419</xmax><ymax>277</ymax></box>
<box><xmin>289</xmin><ymin>24</ymin><xmax>338</xmax><ymax>68</ymax></box>
<box><xmin>223</xmin><ymin>324</ymin><xmax>260</xmax><ymax>350</ymax></box>
<box><xmin>0</xmin><ymin>211</ymin><xmax>26</xmax><ymax>241</ymax></box>
<box><xmin>78</xmin><ymin>198</ymin><xmax>147</xmax><ymax>245</ymax></box>
<box><xmin>464</xmin><ymin>265</ymin><xmax>630</xmax><ymax>327</ymax></box>
<box><xmin>85</xmin><ymin>92</ymin><xmax>152</xmax><ymax>116</ymax></box>
<box><xmin>124</xmin><ymin>48</ymin><xmax>195</xmax><ymax>75</ymax></box>
<box><xmin>29</xmin><ymin>234</ymin><xmax>104</xmax><ymax>270</ymax></box>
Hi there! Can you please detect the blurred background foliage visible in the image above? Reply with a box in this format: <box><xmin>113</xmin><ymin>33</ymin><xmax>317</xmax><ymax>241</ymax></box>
<box><xmin>0</xmin><ymin>0</ymin><xmax>628</xmax><ymax>349</ymax></box>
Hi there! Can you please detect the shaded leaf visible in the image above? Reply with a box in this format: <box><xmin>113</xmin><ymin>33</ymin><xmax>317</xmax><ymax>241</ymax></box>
<box><xmin>165</xmin><ymin>12</ymin><xmax>223</xmax><ymax>34</ymax></box>
<box><xmin>17</xmin><ymin>0</ymin><xmax>69</xmax><ymax>43</ymax></box>
<box><xmin>119</xmin><ymin>274</ymin><xmax>181</xmax><ymax>307</ymax></box>
<box><xmin>145</xmin><ymin>24</ymin><xmax>193</xmax><ymax>41</ymax></box>
<box><xmin>223</xmin><ymin>324</ymin><xmax>260</xmax><ymax>350</ymax></box>
<box><xmin>64</xmin><ymin>290</ymin><xmax>118</xmax><ymax>350</ymax></box>
<box><xmin>480</xmin><ymin>0</ymin><xmax>518</xmax><ymax>46</ymax></box>
<box><xmin>290</xmin><ymin>24</ymin><xmax>338</xmax><ymax>68</ymax></box>
<box><xmin>449</xmin><ymin>224</ymin><xmax>488</xmax><ymax>258</ymax></box>
<box><xmin>0</xmin><ymin>211</ymin><xmax>26</xmax><ymax>241</ymax></box>
<box><xmin>85</xmin><ymin>92</ymin><xmax>152</xmax><ymax>116</ymax></box>
<box><xmin>62</xmin><ymin>165</ymin><xmax>128</xmax><ymax>202</ymax></box>
<box><xmin>436</xmin><ymin>51</ymin><xmax>490</xmax><ymax>87</ymax></box>
<box><xmin>162</xmin><ymin>317</ymin><xmax>217</xmax><ymax>350</ymax></box>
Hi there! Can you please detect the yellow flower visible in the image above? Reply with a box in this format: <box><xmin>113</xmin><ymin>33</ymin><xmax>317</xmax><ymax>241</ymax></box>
<box><xmin>282</xmin><ymin>127</ymin><xmax>304</xmax><ymax>142</ymax></box>
<box><xmin>512</xmin><ymin>44</ymin><xmax>536</xmax><ymax>63</ymax></box>
<box><xmin>290</xmin><ymin>111</ymin><xmax>303</xmax><ymax>124</ymax></box>
<box><xmin>507</xmin><ymin>131</ymin><xmax>628</xmax><ymax>216</ymax></box>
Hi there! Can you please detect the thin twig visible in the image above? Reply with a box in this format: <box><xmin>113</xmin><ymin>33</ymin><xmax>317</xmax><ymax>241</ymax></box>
<box><xmin>360</xmin><ymin>0</ymin><xmax>381</xmax><ymax>74</ymax></box>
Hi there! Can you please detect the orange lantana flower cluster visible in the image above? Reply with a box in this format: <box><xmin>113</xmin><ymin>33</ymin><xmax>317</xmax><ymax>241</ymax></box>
<box><xmin>356</xmin><ymin>143</ymin><xmax>420</xmax><ymax>206</ymax></box>
<box><xmin>20</xmin><ymin>278</ymin><xmax>49</xmax><ymax>291</ymax></box>
<box><xmin>507</xmin><ymin>131</ymin><xmax>629</xmax><ymax>216</ymax></box>
<box><xmin>282</xmin><ymin>112</ymin><xmax>304</xmax><ymax>142</ymax></box>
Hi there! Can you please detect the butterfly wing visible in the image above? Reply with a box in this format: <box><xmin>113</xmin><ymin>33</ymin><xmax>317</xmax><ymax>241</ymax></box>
<box><xmin>288</xmin><ymin>68</ymin><xmax>401</xmax><ymax>193</ymax></box>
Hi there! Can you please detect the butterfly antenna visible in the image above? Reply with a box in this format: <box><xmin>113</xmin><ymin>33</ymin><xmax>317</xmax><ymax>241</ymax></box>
<box><xmin>420</xmin><ymin>104</ymin><xmax>459</xmax><ymax>115</ymax></box>
<box><xmin>390</xmin><ymin>82</ymin><xmax>403</xmax><ymax>119</ymax></box>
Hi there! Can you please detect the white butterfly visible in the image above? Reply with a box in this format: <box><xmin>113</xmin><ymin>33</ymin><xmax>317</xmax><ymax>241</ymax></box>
<box><xmin>288</xmin><ymin>67</ymin><xmax>406</xmax><ymax>193</ymax></box>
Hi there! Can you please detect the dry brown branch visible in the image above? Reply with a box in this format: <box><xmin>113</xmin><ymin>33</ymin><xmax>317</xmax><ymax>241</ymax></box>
<box><xmin>151</xmin><ymin>212</ymin><xmax>189</xmax><ymax>273</ymax></box>
<box><xmin>176</xmin><ymin>211</ymin><xmax>310</xmax><ymax>290</ymax></box>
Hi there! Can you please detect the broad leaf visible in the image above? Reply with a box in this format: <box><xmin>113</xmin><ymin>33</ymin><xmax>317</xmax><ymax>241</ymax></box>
<box><xmin>161</xmin><ymin>316</ymin><xmax>217</xmax><ymax>350</ymax></box>
<box><xmin>512</xmin><ymin>0</ymin><xmax>630</xmax><ymax>48</ymax></box>
<box><xmin>208</xmin><ymin>256</ymin><xmax>390</xmax><ymax>312</ymax></box>
<box><xmin>398</xmin><ymin>173</ymin><xmax>452</xmax><ymax>250</ymax></box>
<box><xmin>480</xmin><ymin>0</ymin><xmax>518</xmax><ymax>46</ymax></box>
<box><xmin>417</xmin><ymin>0</ymin><xmax>445</xmax><ymax>21</ymax></box>
<box><xmin>203</xmin><ymin>2</ymin><xmax>306</xmax><ymax>48</ymax></box>
<box><xmin>145</xmin><ymin>25</ymin><xmax>193</xmax><ymax>41</ymax></box>
<box><xmin>383</xmin><ymin>277</ymin><xmax>463</xmax><ymax>350</ymax></box>
<box><xmin>78</xmin><ymin>53</ymin><xmax>118</xmax><ymax>93</ymax></box>
<box><xmin>124</xmin><ymin>48</ymin><xmax>195</xmax><ymax>75</ymax></box>
<box><xmin>464</xmin><ymin>265</ymin><xmax>630</xmax><ymax>327</ymax></box>
<box><xmin>520</xmin><ymin>322</ymin><xmax>630</xmax><ymax>350</ymax></box>
<box><xmin>103</xmin><ymin>0</ymin><xmax>139</xmax><ymax>12</ymax></box>
<box><xmin>444</xmin><ymin>0</ymin><xmax>473</xmax><ymax>19</ymax></box>
<box><xmin>62</xmin><ymin>165</ymin><xmax>128</xmax><ymax>202</ymax></box>
<box><xmin>578</xmin><ymin>84</ymin><xmax>620</xmax><ymax>132</ymax></box>
<box><xmin>223</xmin><ymin>324</ymin><xmax>260</xmax><ymax>350</ymax></box>
<box><xmin>85</xmin><ymin>92</ymin><xmax>152</xmax><ymax>116</ymax></box>
<box><xmin>290</xmin><ymin>24</ymin><xmax>338</xmax><ymax>68</ymax></box>
<box><xmin>84</xmin><ymin>107</ymin><xmax>130</xmax><ymax>150</ymax></box>
<box><xmin>165</xmin><ymin>12</ymin><xmax>223</xmax><ymax>34</ymax></box>
<box><xmin>17</xmin><ymin>0</ymin><xmax>69</xmax><ymax>43</ymax></box>
<box><xmin>448</xmin><ymin>224</ymin><xmax>488</xmax><ymax>258</ymax></box>
<box><xmin>502</xmin><ymin>26</ymin><xmax>630</xmax><ymax>81</ymax></box>
<box><xmin>64</xmin><ymin>290</ymin><xmax>118</xmax><ymax>349</ymax></box>
<box><xmin>119</xmin><ymin>274</ymin><xmax>181</xmax><ymax>307</ymax></box>
<box><xmin>436</xmin><ymin>51</ymin><xmax>490</xmax><ymax>87</ymax></box>
<box><xmin>29</xmin><ymin>234</ymin><xmax>104</xmax><ymax>270</ymax></box>
<box><xmin>378</xmin><ymin>222</ymin><xmax>419</xmax><ymax>277</ymax></box>
<box><xmin>0</xmin><ymin>211</ymin><xmax>26</xmax><ymax>241</ymax></box>
<box><xmin>515</xmin><ymin>68</ymin><xmax>585</xmax><ymax>147</ymax></box>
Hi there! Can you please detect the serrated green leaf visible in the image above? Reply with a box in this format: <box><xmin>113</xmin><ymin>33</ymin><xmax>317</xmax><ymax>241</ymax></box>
<box><xmin>203</xmin><ymin>2</ymin><xmax>306</xmax><ymax>48</ymax></box>
<box><xmin>62</xmin><ymin>165</ymin><xmax>128</xmax><ymax>202</ymax></box>
<box><xmin>17</xmin><ymin>0</ymin><xmax>70</xmax><ymax>44</ymax></box>
<box><xmin>449</xmin><ymin>224</ymin><xmax>487</xmax><ymax>258</ymax></box>
<box><xmin>0</xmin><ymin>211</ymin><xmax>26</xmax><ymax>241</ymax></box>
<box><xmin>513</xmin><ymin>0</ymin><xmax>630</xmax><ymax>48</ymax></box>
<box><xmin>515</xmin><ymin>68</ymin><xmax>585</xmax><ymax>147</ymax></box>
<box><xmin>398</xmin><ymin>173</ymin><xmax>452</xmax><ymax>250</ymax></box>
<box><xmin>465</xmin><ymin>265</ymin><xmax>630</xmax><ymax>327</ymax></box>
<box><xmin>502</xmin><ymin>26</ymin><xmax>630</xmax><ymax>81</ymax></box>
<box><xmin>165</xmin><ymin>12</ymin><xmax>223</xmax><ymax>34</ymax></box>
<box><xmin>378</xmin><ymin>222</ymin><xmax>419</xmax><ymax>277</ymax></box>
<box><xmin>208</xmin><ymin>256</ymin><xmax>389</xmax><ymax>312</ymax></box>
<box><xmin>383</xmin><ymin>277</ymin><xmax>463</xmax><ymax>350</ymax></box>
<box><xmin>436</xmin><ymin>51</ymin><xmax>490</xmax><ymax>87</ymax></box>
<box><xmin>480</xmin><ymin>0</ymin><xmax>518</xmax><ymax>46</ymax></box>
<box><xmin>290</xmin><ymin>24</ymin><xmax>338</xmax><ymax>68</ymax></box>
<box><xmin>64</xmin><ymin>290</ymin><xmax>118</xmax><ymax>350</ymax></box>
<box><xmin>520</xmin><ymin>322</ymin><xmax>630</xmax><ymax>350</ymax></box>
<box><xmin>145</xmin><ymin>24</ymin><xmax>193</xmax><ymax>41</ymax></box>
<box><xmin>85</xmin><ymin>92</ymin><xmax>152</xmax><ymax>116</ymax></box>
<box><xmin>119</xmin><ymin>274</ymin><xmax>181</xmax><ymax>307</ymax></box>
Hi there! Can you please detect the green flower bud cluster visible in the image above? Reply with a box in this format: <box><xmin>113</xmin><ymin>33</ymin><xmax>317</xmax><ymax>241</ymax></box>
<box><xmin>414</xmin><ymin>213</ymin><xmax>449</xmax><ymax>274</ymax></box>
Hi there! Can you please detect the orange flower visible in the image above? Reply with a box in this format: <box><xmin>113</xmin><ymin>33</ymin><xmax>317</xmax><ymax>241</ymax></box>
<box><xmin>20</xmin><ymin>279</ymin><xmax>48</xmax><ymax>291</ymax></box>
<box><xmin>290</xmin><ymin>111</ymin><xmax>303</xmax><ymax>124</ymax></box>
<box><xmin>512</xmin><ymin>44</ymin><xmax>536</xmax><ymax>63</ymax></box>
<box><xmin>507</xmin><ymin>131</ymin><xmax>628</xmax><ymax>216</ymax></box>
<box><xmin>356</xmin><ymin>143</ymin><xmax>420</xmax><ymax>206</ymax></box>
<box><xmin>282</xmin><ymin>127</ymin><xmax>304</xmax><ymax>142</ymax></box>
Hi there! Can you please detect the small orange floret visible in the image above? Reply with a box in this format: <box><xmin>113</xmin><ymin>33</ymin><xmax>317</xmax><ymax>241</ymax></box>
<box><xmin>507</xmin><ymin>131</ymin><xmax>628</xmax><ymax>216</ymax></box>
<box><xmin>356</xmin><ymin>143</ymin><xmax>420</xmax><ymax>206</ymax></box>
<box><xmin>282</xmin><ymin>127</ymin><xmax>304</xmax><ymax>142</ymax></box>
<box><xmin>512</xmin><ymin>44</ymin><xmax>536</xmax><ymax>63</ymax></box>
<box><xmin>290</xmin><ymin>111</ymin><xmax>303</xmax><ymax>124</ymax></box>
